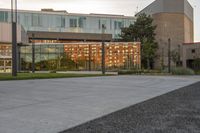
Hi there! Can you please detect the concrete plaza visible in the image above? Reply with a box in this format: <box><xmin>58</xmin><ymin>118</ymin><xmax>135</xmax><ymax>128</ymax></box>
<box><xmin>0</xmin><ymin>76</ymin><xmax>199</xmax><ymax>133</ymax></box>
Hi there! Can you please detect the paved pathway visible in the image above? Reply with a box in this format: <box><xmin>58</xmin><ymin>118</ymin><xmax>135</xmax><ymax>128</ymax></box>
<box><xmin>61</xmin><ymin>81</ymin><xmax>200</xmax><ymax>133</ymax></box>
<box><xmin>0</xmin><ymin>76</ymin><xmax>199</xmax><ymax>133</ymax></box>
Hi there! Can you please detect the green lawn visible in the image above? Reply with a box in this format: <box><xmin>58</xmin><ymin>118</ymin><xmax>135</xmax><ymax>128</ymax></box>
<box><xmin>0</xmin><ymin>73</ymin><xmax>109</xmax><ymax>81</ymax></box>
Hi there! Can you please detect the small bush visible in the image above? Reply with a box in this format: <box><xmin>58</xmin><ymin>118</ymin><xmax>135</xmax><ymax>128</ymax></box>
<box><xmin>118</xmin><ymin>70</ymin><xmax>142</xmax><ymax>75</ymax></box>
<box><xmin>50</xmin><ymin>70</ymin><xmax>57</xmax><ymax>73</ymax></box>
<box><xmin>118</xmin><ymin>69</ymin><xmax>162</xmax><ymax>75</ymax></box>
<box><xmin>195</xmin><ymin>70</ymin><xmax>200</xmax><ymax>75</ymax></box>
<box><xmin>169</xmin><ymin>67</ymin><xmax>195</xmax><ymax>75</ymax></box>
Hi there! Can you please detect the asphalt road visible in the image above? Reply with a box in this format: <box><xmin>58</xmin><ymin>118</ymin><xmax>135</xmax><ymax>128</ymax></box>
<box><xmin>0</xmin><ymin>76</ymin><xmax>199</xmax><ymax>133</ymax></box>
<box><xmin>61</xmin><ymin>81</ymin><xmax>200</xmax><ymax>133</ymax></box>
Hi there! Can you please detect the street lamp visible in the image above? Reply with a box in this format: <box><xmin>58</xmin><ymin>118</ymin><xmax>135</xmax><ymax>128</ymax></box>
<box><xmin>32</xmin><ymin>33</ymin><xmax>35</xmax><ymax>73</ymax></box>
<box><xmin>178</xmin><ymin>44</ymin><xmax>181</xmax><ymax>67</ymax></box>
<box><xmin>168</xmin><ymin>38</ymin><xmax>171</xmax><ymax>73</ymax></box>
<box><xmin>11</xmin><ymin>0</ymin><xmax>17</xmax><ymax>76</ymax></box>
<box><xmin>101</xmin><ymin>24</ymin><xmax>106</xmax><ymax>75</ymax></box>
<box><xmin>88</xmin><ymin>44</ymin><xmax>91</xmax><ymax>71</ymax></box>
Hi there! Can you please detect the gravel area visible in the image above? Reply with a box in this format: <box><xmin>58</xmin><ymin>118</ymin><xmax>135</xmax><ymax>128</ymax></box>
<box><xmin>60</xmin><ymin>82</ymin><xmax>200</xmax><ymax>133</ymax></box>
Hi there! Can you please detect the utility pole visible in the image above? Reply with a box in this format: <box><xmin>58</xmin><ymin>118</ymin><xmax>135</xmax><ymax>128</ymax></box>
<box><xmin>88</xmin><ymin>44</ymin><xmax>91</xmax><ymax>71</ymax></box>
<box><xmin>178</xmin><ymin>44</ymin><xmax>181</xmax><ymax>67</ymax></box>
<box><xmin>11</xmin><ymin>0</ymin><xmax>17</xmax><ymax>76</ymax></box>
<box><xmin>101</xmin><ymin>24</ymin><xmax>106</xmax><ymax>75</ymax></box>
<box><xmin>168</xmin><ymin>38</ymin><xmax>171</xmax><ymax>73</ymax></box>
<box><xmin>32</xmin><ymin>33</ymin><xmax>35</xmax><ymax>73</ymax></box>
<box><xmin>161</xmin><ymin>47</ymin><xmax>164</xmax><ymax>71</ymax></box>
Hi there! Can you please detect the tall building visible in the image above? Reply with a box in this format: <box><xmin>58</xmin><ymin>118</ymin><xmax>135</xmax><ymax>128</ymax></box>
<box><xmin>138</xmin><ymin>0</ymin><xmax>194</xmax><ymax>68</ymax></box>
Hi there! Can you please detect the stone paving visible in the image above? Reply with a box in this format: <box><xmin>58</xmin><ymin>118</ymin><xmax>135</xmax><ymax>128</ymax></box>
<box><xmin>0</xmin><ymin>76</ymin><xmax>199</xmax><ymax>133</ymax></box>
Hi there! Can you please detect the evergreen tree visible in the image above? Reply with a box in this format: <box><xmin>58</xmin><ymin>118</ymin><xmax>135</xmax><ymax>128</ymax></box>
<box><xmin>121</xmin><ymin>13</ymin><xmax>158</xmax><ymax>69</ymax></box>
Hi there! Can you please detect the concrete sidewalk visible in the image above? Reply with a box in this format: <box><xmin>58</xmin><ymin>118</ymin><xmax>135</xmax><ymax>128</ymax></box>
<box><xmin>61</xmin><ymin>81</ymin><xmax>200</xmax><ymax>133</ymax></box>
<box><xmin>0</xmin><ymin>76</ymin><xmax>199</xmax><ymax>133</ymax></box>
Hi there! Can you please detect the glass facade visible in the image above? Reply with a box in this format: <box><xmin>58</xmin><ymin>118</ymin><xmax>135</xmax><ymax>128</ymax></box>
<box><xmin>20</xmin><ymin>42</ymin><xmax>141</xmax><ymax>71</ymax></box>
<box><xmin>20</xmin><ymin>44</ymin><xmax>64</xmax><ymax>71</ymax></box>
<box><xmin>0</xmin><ymin>44</ymin><xmax>12</xmax><ymax>73</ymax></box>
<box><xmin>0</xmin><ymin>9</ymin><xmax>135</xmax><ymax>39</ymax></box>
<box><xmin>0</xmin><ymin>11</ymin><xmax>8</xmax><ymax>22</ymax></box>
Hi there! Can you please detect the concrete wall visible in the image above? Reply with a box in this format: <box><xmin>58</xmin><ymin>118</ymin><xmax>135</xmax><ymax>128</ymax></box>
<box><xmin>0</xmin><ymin>22</ymin><xmax>27</xmax><ymax>43</ymax></box>
<box><xmin>139</xmin><ymin>0</ymin><xmax>163</xmax><ymax>16</ymax></box>
<box><xmin>138</xmin><ymin>0</ymin><xmax>194</xmax><ymax>68</ymax></box>
<box><xmin>153</xmin><ymin>13</ymin><xmax>194</xmax><ymax>68</ymax></box>
<box><xmin>182</xmin><ymin>43</ymin><xmax>200</xmax><ymax>68</ymax></box>
<box><xmin>184</xmin><ymin>0</ymin><xmax>194</xmax><ymax>21</ymax></box>
<box><xmin>184</xmin><ymin>15</ymin><xmax>194</xmax><ymax>43</ymax></box>
<box><xmin>139</xmin><ymin>0</ymin><xmax>193</xmax><ymax>21</ymax></box>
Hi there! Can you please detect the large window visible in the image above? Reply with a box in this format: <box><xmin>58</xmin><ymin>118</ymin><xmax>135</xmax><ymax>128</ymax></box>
<box><xmin>20</xmin><ymin>42</ymin><xmax>141</xmax><ymax>71</ymax></box>
<box><xmin>114</xmin><ymin>21</ymin><xmax>124</xmax><ymax>30</ymax></box>
<box><xmin>0</xmin><ymin>11</ymin><xmax>8</xmax><ymax>22</ymax></box>
<box><xmin>78</xmin><ymin>17</ymin><xmax>86</xmax><ymax>28</ymax></box>
<box><xmin>98</xmin><ymin>20</ymin><xmax>101</xmax><ymax>29</ymax></box>
<box><xmin>31</xmin><ymin>14</ymin><xmax>42</xmax><ymax>27</ymax></box>
<box><xmin>70</xmin><ymin>18</ymin><xmax>77</xmax><ymax>27</ymax></box>
<box><xmin>56</xmin><ymin>16</ymin><xmax>61</xmax><ymax>27</ymax></box>
<box><xmin>0</xmin><ymin>45</ymin><xmax>12</xmax><ymax>73</ymax></box>
<box><xmin>98</xmin><ymin>19</ymin><xmax>107</xmax><ymax>29</ymax></box>
<box><xmin>61</xmin><ymin>17</ymin><xmax>65</xmax><ymax>28</ymax></box>
<box><xmin>24</xmin><ymin>15</ymin><xmax>29</xmax><ymax>26</ymax></box>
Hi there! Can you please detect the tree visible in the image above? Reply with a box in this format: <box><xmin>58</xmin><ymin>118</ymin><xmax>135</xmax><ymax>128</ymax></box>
<box><xmin>171</xmin><ymin>49</ymin><xmax>180</xmax><ymax>67</ymax></box>
<box><xmin>121</xmin><ymin>13</ymin><xmax>158</xmax><ymax>69</ymax></box>
<box><xmin>192</xmin><ymin>58</ymin><xmax>200</xmax><ymax>70</ymax></box>
<box><xmin>142</xmin><ymin>38</ymin><xmax>158</xmax><ymax>69</ymax></box>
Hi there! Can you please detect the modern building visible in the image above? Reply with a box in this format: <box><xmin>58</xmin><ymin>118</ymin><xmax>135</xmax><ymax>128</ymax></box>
<box><xmin>138</xmin><ymin>0</ymin><xmax>194</xmax><ymax>68</ymax></box>
<box><xmin>1</xmin><ymin>0</ymin><xmax>197</xmax><ymax>72</ymax></box>
<box><xmin>0</xmin><ymin>8</ymin><xmax>141</xmax><ymax>72</ymax></box>
<box><xmin>0</xmin><ymin>22</ymin><xmax>27</xmax><ymax>72</ymax></box>
<box><xmin>0</xmin><ymin>8</ymin><xmax>135</xmax><ymax>42</ymax></box>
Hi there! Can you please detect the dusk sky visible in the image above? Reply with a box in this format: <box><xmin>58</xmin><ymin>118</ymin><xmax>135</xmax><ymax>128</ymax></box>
<box><xmin>0</xmin><ymin>0</ymin><xmax>199</xmax><ymax>41</ymax></box>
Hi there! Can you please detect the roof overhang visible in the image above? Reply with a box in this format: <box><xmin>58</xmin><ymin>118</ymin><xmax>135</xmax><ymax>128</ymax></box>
<box><xmin>27</xmin><ymin>31</ymin><xmax>112</xmax><ymax>42</ymax></box>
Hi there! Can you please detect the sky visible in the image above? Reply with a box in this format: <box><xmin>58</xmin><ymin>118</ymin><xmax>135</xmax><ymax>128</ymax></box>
<box><xmin>0</xmin><ymin>0</ymin><xmax>199</xmax><ymax>41</ymax></box>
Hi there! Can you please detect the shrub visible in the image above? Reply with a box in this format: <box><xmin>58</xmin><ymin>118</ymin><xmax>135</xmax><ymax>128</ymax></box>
<box><xmin>118</xmin><ymin>69</ymin><xmax>162</xmax><ymax>75</ymax></box>
<box><xmin>195</xmin><ymin>70</ymin><xmax>200</xmax><ymax>75</ymax></box>
<box><xmin>50</xmin><ymin>70</ymin><xmax>57</xmax><ymax>73</ymax></box>
<box><xmin>169</xmin><ymin>67</ymin><xmax>195</xmax><ymax>75</ymax></box>
<box><xmin>118</xmin><ymin>70</ymin><xmax>142</xmax><ymax>75</ymax></box>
